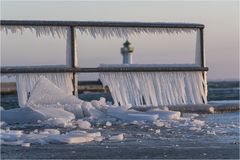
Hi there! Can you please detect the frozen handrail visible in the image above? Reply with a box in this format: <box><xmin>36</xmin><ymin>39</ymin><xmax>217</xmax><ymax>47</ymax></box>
<box><xmin>1</xmin><ymin>20</ymin><xmax>207</xmax><ymax>97</ymax></box>
<box><xmin>1</xmin><ymin>66</ymin><xmax>209</xmax><ymax>74</ymax></box>
<box><xmin>0</xmin><ymin>20</ymin><xmax>204</xmax><ymax>29</ymax></box>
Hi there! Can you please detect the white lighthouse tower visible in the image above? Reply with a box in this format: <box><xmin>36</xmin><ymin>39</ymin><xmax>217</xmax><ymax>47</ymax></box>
<box><xmin>121</xmin><ymin>40</ymin><xmax>134</xmax><ymax>64</ymax></box>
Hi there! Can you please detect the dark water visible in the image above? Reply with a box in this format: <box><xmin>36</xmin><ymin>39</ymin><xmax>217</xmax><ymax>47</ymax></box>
<box><xmin>1</xmin><ymin>81</ymin><xmax>239</xmax><ymax>109</ymax></box>
<box><xmin>207</xmin><ymin>81</ymin><xmax>239</xmax><ymax>101</ymax></box>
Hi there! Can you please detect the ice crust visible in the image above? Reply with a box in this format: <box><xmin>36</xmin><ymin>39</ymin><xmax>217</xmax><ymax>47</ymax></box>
<box><xmin>1</xmin><ymin>76</ymin><xmax>206</xmax><ymax>146</ymax></box>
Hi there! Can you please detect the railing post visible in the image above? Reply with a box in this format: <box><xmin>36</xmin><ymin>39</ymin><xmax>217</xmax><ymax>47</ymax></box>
<box><xmin>200</xmin><ymin>28</ymin><xmax>205</xmax><ymax>68</ymax></box>
<box><xmin>70</xmin><ymin>26</ymin><xmax>78</xmax><ymax>96</ymax></box>
<box><xmin>200</xmin><ymin>28</ymin><xmax>207</xmax><ymax>103</ymax></box>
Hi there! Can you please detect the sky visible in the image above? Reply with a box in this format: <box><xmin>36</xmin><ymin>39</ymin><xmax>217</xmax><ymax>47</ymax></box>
<box><xmin>0</xmin><ymin>0</ymin><xmax>239</xmax><ymax>81</ymax></box>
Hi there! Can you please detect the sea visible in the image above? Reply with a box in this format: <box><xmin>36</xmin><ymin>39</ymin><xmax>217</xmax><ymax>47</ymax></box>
<box><xmin>1</xmin><ymin>81</ymin><xmax>239</xmax><ymax>159</ymax></box>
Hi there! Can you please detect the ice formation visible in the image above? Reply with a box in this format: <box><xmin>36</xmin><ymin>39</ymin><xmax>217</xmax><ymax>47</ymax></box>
<box><xmin>76</xmin><ymin>26</ymin><xmax>196</xmax><ymax>39</ymax></box>
<box><xmin>1</xmin><ymin>26</ymin><xmax>68</xmax><ymax>38</ymax></box>
<box><xmin>1</xmin><ymin>76</ymin><xmax>209</xmax><ymax>146</ymax></box>
<box><xmin>0</xmin><ymin>129</ymin><xmax>103</xmax><ymax>145</ymax></box>
<box><xmin>99</xmin><ymin>70</ymin><xmax>207</xmax><ymax>106</ymax></box>
<box><xmin>76</xmin><ymin>120</ymin><xmax>91</xmax><ymax>129</ymax></box>
<box><xmin>16</xmin><ymin>73</ymin><xmax>74</xmax><ymax>107</ymax></box>
<box><xmin>1</xmin><ymin>25</ymin><xmax>197</xmax><ymax>39</ymax></box>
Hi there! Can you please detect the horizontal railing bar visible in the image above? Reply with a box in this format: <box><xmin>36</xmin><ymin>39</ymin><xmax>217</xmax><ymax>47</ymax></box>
<box><xmin>1</xmin><ymin>20</ymin><xmax>204</xmax><ymax>29</ymax></box>
<box><xmin>1</xmin><ymin>66</ymin><xmax>208</xmax><ymax>73</ymax></box>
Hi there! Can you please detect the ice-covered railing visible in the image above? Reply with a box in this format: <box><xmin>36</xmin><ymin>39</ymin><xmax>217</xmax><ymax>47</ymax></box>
<box><xmin>98</xmin><ymin>64</ymin><xmax>208</xmax><ymax>106</ymax></box>
<box><xmin>2</xmin><ymin>25</ymin><xmax>195</xmax><ymax>38</ymax></box>
<box><xmin>1</xmin><ymin>20</ymin><xmax>203</xmax><ymax>38</ymax></box>
<box><xmin>1</xmin><ymin>20</ymin><xmax>207</xmax><ymax>107</ymax></box>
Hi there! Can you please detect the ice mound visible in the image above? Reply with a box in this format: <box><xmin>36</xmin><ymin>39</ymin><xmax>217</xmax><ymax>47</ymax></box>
<box><xmin>27</xmin><ymin>76</ymin><xmax>84</xmax><ymax>118</ymax></box>
<box><xmin>28</xmin><ymin>76</ymin><xmax>84</xmax><ymax>118</ymax></box>
<box><xmin>82</xmin><ymin>101</ymin><xmax>105</xmax><ymax>119</ymax></box>
<box><xmin>1</xmin><ymin>77</ymin><xmax>84</xmax><ymax>127</ymax></box>
<box><xmin>27</xmin><ymin>76</ymin><xmax>82</xmax><ymax>106</ymax></box>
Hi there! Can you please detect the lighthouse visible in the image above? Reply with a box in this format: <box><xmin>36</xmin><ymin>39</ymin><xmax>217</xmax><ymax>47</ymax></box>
<box><xmin>121</xmin><ymin>40</ymin><xmax>134</xmax><ymax>64</ymax></box>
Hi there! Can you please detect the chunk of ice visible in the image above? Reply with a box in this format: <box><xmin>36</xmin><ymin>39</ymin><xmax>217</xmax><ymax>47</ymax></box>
<box><xmin>109</xmin><ymin>133</ymin><xmax>124</xmax><ymax>141</ymax></box>
<box><xmin>76</xmin><ymin>120</ymin><xmax>91</xmax><ymax>129</ymax></box>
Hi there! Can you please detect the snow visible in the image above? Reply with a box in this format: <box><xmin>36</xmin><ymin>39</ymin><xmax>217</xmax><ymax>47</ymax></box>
<box><xmin>99</xmin><ymin>71</ymin><xmax>207</xmax><ymax>106</ymax></box>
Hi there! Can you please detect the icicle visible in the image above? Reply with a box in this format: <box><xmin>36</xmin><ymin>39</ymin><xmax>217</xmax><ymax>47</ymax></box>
<box><xmin>1</xmin><ymin>26</ymin><xmax>68</xmax><ymax>38</ymax></box>
<box><xmin>99</xmin><ymin>67</ymin><xmax>207</xmax><ymax>107</ymax></box>
<box><xmin>16</xmin><ymin>73</ymin><xmax>73</xmax><ymax>107</ymax></box>
<box><xmin>1</xmin><ymin>25</ymin><xmax>196</xmax><ymax>39</ymax></box>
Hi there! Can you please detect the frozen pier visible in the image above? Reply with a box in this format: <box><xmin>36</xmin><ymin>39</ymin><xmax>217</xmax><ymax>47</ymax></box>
<box><xmin>1</xmin><ymin>20</ymin><xmax>212</xmax><ymax>110</ymax></box>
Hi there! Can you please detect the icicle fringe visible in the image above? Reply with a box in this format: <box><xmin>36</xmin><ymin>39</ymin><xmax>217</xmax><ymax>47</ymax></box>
<box><xmin>1</xmin><ymin>25</ymin><xmax>196</xmax><ymax>39</ymax></box>
<box><xmin>1</xmin><ymin>26</ymin><xmax>68</xmax><ymax>38</ymax></box>
<box><xmin>99</xmin><ymin>71</ymin><xmax>207</xmax><ymax>106</ymax></box>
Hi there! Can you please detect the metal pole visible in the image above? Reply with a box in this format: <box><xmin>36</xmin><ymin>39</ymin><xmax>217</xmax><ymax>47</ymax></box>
<box><xmin>0</xmin><ymin>66</ymin><xmax>209</xmax><ymax>73</ymax></box>
<box><xmin>200</xmin><ymin>28</ymin><xmax>208</xmax><ymax>103</ymax></box>
<box><xmin>70</xmin><ymin>26</ymin><xmax>78</xmax><ymax>96</ymax></box>
<box><xmin>200</xmin><ymin>29</ymin><xmax>205</xmax><ymax>67</ymax></box>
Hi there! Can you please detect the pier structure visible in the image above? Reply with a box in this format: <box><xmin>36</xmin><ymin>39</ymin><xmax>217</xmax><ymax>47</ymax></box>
<box><xmin>1</xmin><ymin>20</ymin><xmax>208</xmax><ymax>106</ymax></box>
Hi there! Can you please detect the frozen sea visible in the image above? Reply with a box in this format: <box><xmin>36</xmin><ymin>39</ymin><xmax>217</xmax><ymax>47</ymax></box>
<box><xmin>1</xmin><ymin>81</ymin><xmax>239</xmax><ymax>159</ymax></box>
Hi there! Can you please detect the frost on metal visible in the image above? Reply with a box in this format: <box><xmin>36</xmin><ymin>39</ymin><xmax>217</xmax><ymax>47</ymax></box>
<box><xmin>1</xmin><ymin>25</ymin><xmax>196</xmax><ymax>39</ymax></box>
<box><xmin>99</xmin><ymin>71</ymin><xmax>207</xmax><ymax>106</ymax></box>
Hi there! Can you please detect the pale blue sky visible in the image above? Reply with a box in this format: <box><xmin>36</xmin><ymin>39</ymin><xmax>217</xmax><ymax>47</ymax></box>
<box><xmin>1</xmin><ymin>1</ymin><xmax>239</xmax><ymax>80</ymax></box>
